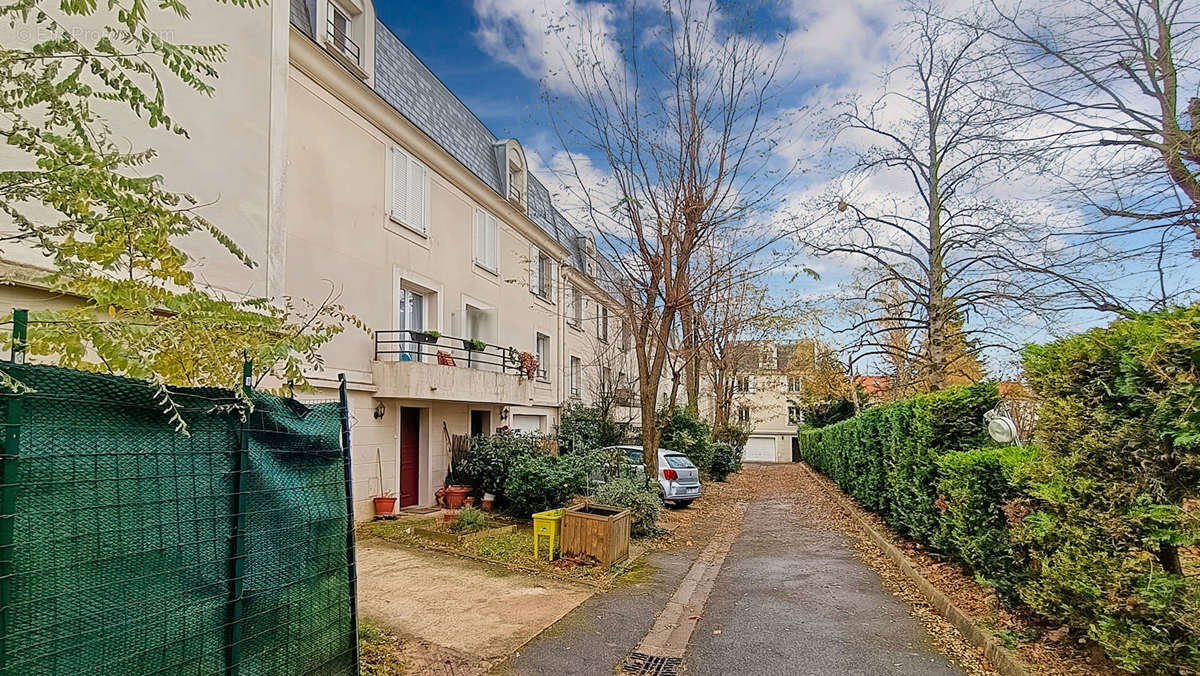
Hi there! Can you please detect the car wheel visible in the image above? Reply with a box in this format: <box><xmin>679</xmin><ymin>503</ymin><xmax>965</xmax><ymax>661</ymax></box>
<box><xmin>667</xmin><ymin>499</ymin><xmax>693</xmax><ymax>509</ymax></box>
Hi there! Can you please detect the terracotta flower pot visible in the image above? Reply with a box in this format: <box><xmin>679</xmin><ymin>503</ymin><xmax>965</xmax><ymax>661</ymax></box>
<box><xmin>481</xmin><ymin>493</ymin><xmax>495</xmax><ymax>512</ymax></box>
<box><xmin>443</xmin><ymin>485</ymin><xmax>471</xmax><ymax>509</ymax></box>
<box><xmin>373</xmin><ymin>496</ymin><xmax>397</xmax><ymax>517</ymax></box>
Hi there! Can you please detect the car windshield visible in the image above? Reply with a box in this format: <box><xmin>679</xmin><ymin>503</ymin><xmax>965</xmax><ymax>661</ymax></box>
<box><xmin>624</xmin><ymin>449</ymin><xmax>644</xmax><ymax>464</ymax></box>
<box><xmin>663</xmin><ymin>454</ymin><xmax>695</xmax><ymax>469</ymax></box>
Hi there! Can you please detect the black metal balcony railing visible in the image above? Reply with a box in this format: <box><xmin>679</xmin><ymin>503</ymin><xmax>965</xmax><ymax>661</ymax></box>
<box><xmin>374</xmin><ymin>330</ymin><xmax>523</xmax><ymax>374</ymax></box>
<box><xmin>327</xmin><ymin>20</ymin><xmax>361</xmax><ymax>64</ymax></box>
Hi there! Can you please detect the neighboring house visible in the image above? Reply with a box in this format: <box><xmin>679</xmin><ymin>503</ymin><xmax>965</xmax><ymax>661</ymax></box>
<box><xmin>0</xmin><ymin>0</ymin><xmax>636</xmax><ymax>520</ymax></box>
<box><xmin>854</xmin><ymin>375</ymin><xmax>892</xmax><ymax>403</ymax></box>
<box><xmin>719</xmin><ymin>341</ymin><xmax>804</xmax><ymax>463</ymax></box>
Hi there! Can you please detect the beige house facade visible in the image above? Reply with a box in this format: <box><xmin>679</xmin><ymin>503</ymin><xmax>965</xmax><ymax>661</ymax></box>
<box><xmin>723</xmin><ymin>341</ymin><xmax>804</xmax><ymax>463</ymax></box>
<box><xmin>0</xmin><ymin>0</ymin><xmax>637</xmax><ymax>519</ymax></box>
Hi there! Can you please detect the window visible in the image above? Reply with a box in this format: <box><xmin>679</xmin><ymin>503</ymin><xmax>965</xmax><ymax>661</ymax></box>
<box><xmin>601</xmin><ymin>367</ymin><xmax>612</xmax><ymax>396</ymax></box>
<box><xmin>529</xmin><ymin>247</ymin><xmax>555</xmax><ymax>301</ymax></box>
<box><xmin>398</xmin><ymin>286</ymin><xmax>426</xmax><ymax>357</ymax></box>
<box><xmin>598</xmin><ymin>306</ymin><xmax>609</xmax><ymax>342</ymax></box>
<box><xmin>788</xmin><ymin>376</ymin><xmax>803</xmax><ymax>393</ymax></box>
<box><xmin>569</xmin><ymin>356</ymin><xmax>582</xmax><ymax>398</ymax></box>
<box><xmin>620</xmin><ymin>320</ymin><xmax>630</xmax><ymax>352</ymax></box>
<box><xmin>569</xmin><ymin>286</ymin><xmax>583</xmax><ymax>328</ymax></box>
<box><xmin>535</xmin><ymin>333</ymin><xmax>550</xmax><ymax>382</ymax></box>
<box><xmin>390</xmin><ymin>147</ymin><xmax>428</xmax><ymax>234</ymax></box>
<box><xmin>326</xmin><ymin>3</ymin><xmax>360</xmax><ymax>65</ymax></box>
<box><xmin>473</xmin><ymin>208</ymin><xmax>499</xmax><ymax>272</ymax></box>
<box><xmin>737</xmin><ymin>406</ymin><xmax>751</xmax><ymax>424</ymax></box>
<box><xmin>734</xmin><ymin>376</ymin><xmax>754</xmax><ymax>393</ymax></box>
<box><xmin>788</xmin><ymin>406</ymin><xmax>803</xmax><ymax>425</ymax></box>
<box><xmin>663</xmin><ymin>454</ymin><xmax>696</xmax><ymax>469</ymax></box>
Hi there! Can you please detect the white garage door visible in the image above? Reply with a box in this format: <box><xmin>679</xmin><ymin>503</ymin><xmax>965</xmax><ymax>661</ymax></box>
<box><xmin>511</xmin><ymin>414</ymin><xmax>545</xmax><ymax>434</ymax></box>
<box><xmin>743</xmin><ymin>436</ymin><xmax>776</xmax><ymax>462</ymax></box>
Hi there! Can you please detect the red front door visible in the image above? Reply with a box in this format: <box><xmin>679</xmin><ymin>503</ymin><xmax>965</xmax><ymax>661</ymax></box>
<box><xmin>399</xmin><ymin>407</ymin><xmax>420</xmax><ymax>507</ymax></box>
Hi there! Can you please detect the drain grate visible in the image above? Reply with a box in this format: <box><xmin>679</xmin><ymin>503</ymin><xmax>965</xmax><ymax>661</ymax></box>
<box><xmin>622</xmin><ymin>652</ymin><xmax>683</xmax><ymax>675</ymax></box>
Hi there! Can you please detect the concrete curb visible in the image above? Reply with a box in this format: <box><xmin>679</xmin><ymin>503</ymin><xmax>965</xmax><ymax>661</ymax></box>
<box><xmin>800</xmin><ymin>463</ymin><xmax>1029</xmax><ymax>676</ymax></box>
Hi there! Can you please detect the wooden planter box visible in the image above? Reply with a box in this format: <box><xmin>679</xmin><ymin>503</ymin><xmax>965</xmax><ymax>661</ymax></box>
<box><xmin>561</xmin><ymin>503</ymin><xmax>631</xmax><ymax>567</ymax></box>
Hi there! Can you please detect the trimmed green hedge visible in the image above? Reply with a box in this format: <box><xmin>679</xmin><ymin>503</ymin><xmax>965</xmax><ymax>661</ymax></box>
<box><xmin>799</xmin><ymin>306</ymin><xmax>1200</xmax><ymax>674</ymax></box>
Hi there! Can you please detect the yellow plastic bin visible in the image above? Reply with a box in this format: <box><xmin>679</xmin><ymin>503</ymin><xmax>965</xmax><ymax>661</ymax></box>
<box><xmin>532</xmin><ymin>508</ymin><xmax>563</xmax><ymax>561</ymax></box>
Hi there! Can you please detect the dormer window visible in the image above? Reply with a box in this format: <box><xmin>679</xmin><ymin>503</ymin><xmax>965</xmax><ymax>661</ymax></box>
<box><xmin>327</xmin><ymin>4</ymin><xmax>359</xmax><ymax>64</ymax></box>
<box><xmin>494</xmin><ymin>139</ymin><xmax>529</xmax><ymax>212</ymax></box>
<box><xmin>322</xmin><ymin>0</ymin><xmax>371</xmax><ymax>80</ymax></box>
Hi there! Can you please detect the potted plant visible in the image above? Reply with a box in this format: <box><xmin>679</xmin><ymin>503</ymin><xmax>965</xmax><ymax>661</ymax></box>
<box><xmin>372</xmin><ymin>449</ymin><xmax>397</xmax><ymax>518</ymax></box>
<box><xmin>462</xmin><ymin>337</ymin><xmax>487</xmax><ymax>352</ymax></box>
<box><xmin>517</xmin><ymin>351</ymin><xmax>539</xmax><ymax>380</ymax></box>
<box><xmin>442</xmin><ymin>432</ymin><xmax>473</xmax><ymax>509</ymax></box>
<box><xmin>413</xmin><ymin>330</ymin><xmax>441</xmax><ymax>344</ymax></box>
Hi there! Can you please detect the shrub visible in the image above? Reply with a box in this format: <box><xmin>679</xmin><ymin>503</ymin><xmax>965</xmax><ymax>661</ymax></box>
<box><xmin>556</xmin><ymin>402</ymin><xmax>626</xmax><ymax>453</ymax></box>
<box><xmin>708</xmin><ymin>442</ymin><xmax>741</xmax><ymax>482</ymax></box>
<box><xmin>450</xmin><ymin>506</ymin><xmax>489</xmax><ymax>533</ymax></box>
<box><xmin>712</xmin><ymin>422</ymin><xmax>749</xmax><ymax>453</ymax></box>
<box><xmin>458</xmin><ymin>431</ymin><xmax>543</xmax><ymax>497</ymax></box>
<box><xmin>591</xmin><ymin>475</ymin><xmax>662</xmax><ymax>537</ymax></box>
<box><xmin>799</xmin><ymin>397</ymin><xmax>858</xmax><ymax>429</ymax></box>
<box><xmin>659</xmin><ymin>405</ymin><xmax>716</xmax><ymax>474</ymax></box>
<box><xmin>934</xmin><ymin>445</ymin><xmax>1039</xmax><ymax>603</ymax></box>
<box><xmin>503</xmin><ymin>452</ymin><xmax>594</xmax><ymax>517</ymax></box>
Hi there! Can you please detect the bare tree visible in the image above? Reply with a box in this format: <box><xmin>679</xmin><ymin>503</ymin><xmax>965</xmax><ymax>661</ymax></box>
<box><xmin>695</xmin><ymin>270</ymin><xmax>796</xmax><ymax>428</ymax></box>
<box><xmin>966</xmin><ymin>0</ymin><xmax>1200</xmax><ymax>311</ymax></box>
<box><xmin>545</xmin><ymin>0</ymin><xmax>798</xmax><ymax>479</ymax></box>
<box><xmin>809</xmin><ymin>5</ymin><xmax>1038</xmax><ymax>390</ymax></box>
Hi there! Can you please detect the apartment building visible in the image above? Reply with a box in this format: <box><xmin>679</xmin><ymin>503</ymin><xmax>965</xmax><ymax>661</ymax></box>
<box><xmin>724</xmin><ymin>341</ymin><xmax>806</xmax><ymax>463</ymax></box>
<box><xmin>0</xmin><ymin>0</ymin><xmax>636</xmax><ymax>519</ymax></box>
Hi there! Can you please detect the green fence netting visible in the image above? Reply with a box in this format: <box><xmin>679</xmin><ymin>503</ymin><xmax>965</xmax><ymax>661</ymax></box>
<box><xmin>0</xmin><ymin>362</ymin><xmax>358</xmax><ymax>675</ymax></box>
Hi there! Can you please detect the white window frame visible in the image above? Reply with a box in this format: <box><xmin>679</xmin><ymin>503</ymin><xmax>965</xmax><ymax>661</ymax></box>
<box><xmin>738</xmin><ymin>406</ymin><xmax>751</xmax><ymax>424</ymax></box>
<box><xmin>569</xmin><ymin>356</ymin><xmax>582</xmax><ymax>398</ymax></box>
<box><xmin>598</xmin><ymin>305</ymin><xmax>609</xmax><ymax>343</ymax></box>
<box><xmin>788</xmin><ymin>376</ymin><xmax>802</xmax><ymax>393</ymax></box>
<box><xmin>535</xmin><ymin>332</ymin><xmax>550</xmax><ymax>382</ymax></box>
<box><xmin>569</xmin><ymin>286</ymin><xmax>583</xmax><ymax>329</ymax></box>
<box><xmin>390</xmin><ymin>146</ymin><xmax>429</xmax><ymax>236</ymax></box>
<box><xmin>788</xmin><ymin>406</ymin><xmax>803</xmax><ymax>425</ymax></box>
<box><xmin>473</xmin><ymin>207</ymin><xmax>499</xmax><ymax>273</ymax></box>
<box><xmin>529</xmin><ymin>246</ymin><xmax>556</xmax><ymax>303</ymax></box>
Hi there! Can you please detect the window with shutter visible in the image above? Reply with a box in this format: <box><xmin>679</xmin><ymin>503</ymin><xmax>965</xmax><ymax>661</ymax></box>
<box><xmin>474</xmin><ymin>208</ymin><xmax>498</xmax><ymax>272</ymax></box>
<box><xmin>390</xmin><ymin>147</ymin><xmax>428</xmax><ymax>235</ymax></box>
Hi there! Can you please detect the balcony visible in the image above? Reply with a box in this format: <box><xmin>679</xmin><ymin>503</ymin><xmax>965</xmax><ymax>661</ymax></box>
<box><xmin>372</xmin><ymin>331</ymin><xmax>532</xmax><ymax>404</ymax></box>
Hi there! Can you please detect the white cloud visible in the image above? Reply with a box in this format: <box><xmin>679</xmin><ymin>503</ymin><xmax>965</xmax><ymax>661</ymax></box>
<box><xmin>472</xmin><ymin>0</ymin><xmax>621</xmax><ymax>93</ymax></box>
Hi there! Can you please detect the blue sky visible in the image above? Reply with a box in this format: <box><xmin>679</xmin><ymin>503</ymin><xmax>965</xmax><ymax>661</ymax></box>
<box><xmin>377</xmin><ymin>1</ymin><xmax>555</xmax><ymax>151</ymax></box>
<box><xmin>372</xmin><ymin>0</ymin><xmax>1197</xmax><ymax>377</ymax></box>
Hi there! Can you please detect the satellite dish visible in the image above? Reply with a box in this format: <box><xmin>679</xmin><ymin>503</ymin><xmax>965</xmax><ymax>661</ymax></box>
<box><xmin>984</xmin><ymin>408</ymin><xmax>1020</xmax><ymax>445</ymax></box>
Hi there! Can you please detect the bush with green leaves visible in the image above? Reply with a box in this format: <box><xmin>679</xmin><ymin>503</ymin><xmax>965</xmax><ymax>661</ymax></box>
<box><xmin>591</xmin><ymin>475</ymin><xmax>662</xmax><ymax>537</ymax></box>
<box><xmin>659</xmin><ymin>405</ymin><xmax>716</xmax><ymax>475</ymax></box>
<box><xmin>503</xmin><ymin>452</ymin><xmax>595</xmax><ymax>517</ymax></box>
<box><xmin>708</xmin><ymin>442</ymin><xmax>742</xmax><ymax>482</ymax></box>
<box><xmin>449</xmin><ymin>506</ymin><xmax>489</xmax><ymax>533</ymax></box>
<box><xmin>799</xmin><ymin>397</ymin><xmax>859</xmax><ymax>429</ymax></box>
<box><xmin>457</xmin><ymin>431</ymin><xmax>544</xmax><ymax>498</ymax></box>
<box><xmin>712</xmin><ymin>422</ymin><xmax>749</xmax><ymax>453</ymax></box>
<box><xmin>556</xmin><ymin>403</ymin><xmax>627</xmax><ymax>452</ymax></box>
<box><xmin>799</xmin><ymin>305</ymin><xmax>1200</xmax><ymax>673</ymax></box>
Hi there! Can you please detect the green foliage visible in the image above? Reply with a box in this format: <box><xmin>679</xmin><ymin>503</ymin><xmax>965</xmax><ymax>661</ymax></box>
<box><xmin>799</xmin><ymin>397</ymin><xmax>858</xmax><ymax>429</ymax></box>
<box><xmin>449</xmin><ymin>506</ymin><xmax>489</xmax><ymax>533</ymax></box>
<box><xmin>591</xmin><ymin>475</ymin><xmax>662</xmax><ymax>537</ymax></box>
<box><xmin>708</xmin><ymin>442</ymin><xmax>742</xmax><ymax>482</ymax></box>
<box><xmin>503</xmin><ymin>453</ymin><xmax>594</xmax><ymax>517</ymax></box>
<box><xmin>659</xmin><ymin>404</ymin><xmax>716</xmax><ymax>475</ymax></box>
<box><xmin>712</xmin><ymin>422</ymin><xmax>749</xmax><ymax>453</ymax></box>
<box><xmin>800</xmin><ymin>306</ymin><xmax>1200</xmax><ymax>673</ymax></box>
<box><xmin>556</xmin><ymin>402</ymin><xmax>626</xmax><ymax>452</ymax></box>
<box><xmin>458</xmin><ymin>431</ymin><xmax>544</xmax><ymax>497</ymax></box>
<box><xmin>935</xmin><ymin>445</ymin><xmax>1040</xmax><ymax>603</ymax></box>
<box><xmin>0</xmin><ymin>0</ymin><xmax>351</xmax><ymax>429</ymax></box>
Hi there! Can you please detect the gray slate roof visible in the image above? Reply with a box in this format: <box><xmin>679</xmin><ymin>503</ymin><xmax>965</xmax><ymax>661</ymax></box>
<box><xmin>289</xmin><ymin>2</ymin><xmax>599</xmax><ymax>275</ymax></box>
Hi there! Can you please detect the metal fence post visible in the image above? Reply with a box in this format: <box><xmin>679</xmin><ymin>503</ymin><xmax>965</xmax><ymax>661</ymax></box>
<box><xmin>338</xmin><ymin>374</ymin><xmax>360</xmax><ymax>673</ymax></box>
<box><xmin>226</xmin><ymin>356</ymin><xmax>252</xmax><ymax>676</ymax></box>
<box><xmin>0</xmin><ymin>308</ymin><xmax>27</xmax><ymax>671</ymax></box>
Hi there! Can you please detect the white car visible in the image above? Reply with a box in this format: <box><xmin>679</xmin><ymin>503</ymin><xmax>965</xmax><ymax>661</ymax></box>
<box><xmin>602</xmin><ymin>445</ymin><xmax>702</xmax><ymax>507</ymax></box>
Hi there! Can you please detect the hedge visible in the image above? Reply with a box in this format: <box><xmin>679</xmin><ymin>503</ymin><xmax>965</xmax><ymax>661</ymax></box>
<box><xmin>799</xmin><ymin>306</ymin><xmax>1200</xmax><ymax>674</ymax></box>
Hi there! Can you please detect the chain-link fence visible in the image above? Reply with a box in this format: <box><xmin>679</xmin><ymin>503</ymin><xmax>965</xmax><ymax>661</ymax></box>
<box><xmin>0</xmin><ymin>361</ymin><xmax>358</xmax><ymax>675</ymax></box>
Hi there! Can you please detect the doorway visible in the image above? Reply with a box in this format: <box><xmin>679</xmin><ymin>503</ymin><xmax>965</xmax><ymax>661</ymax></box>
<box><xmin>399</xmin><ymin>407</ymin><xmax>421</xmax><ymax>507</ymax></box>
<box><xmin>470</xmin><ymin>410</ymin><xmax>491</xmax><ymax>438</ymax></box>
